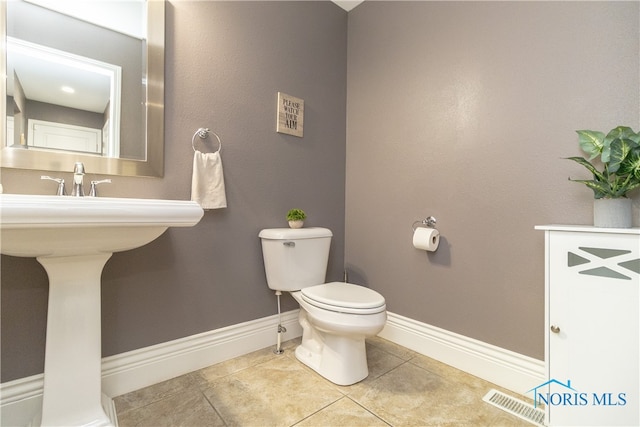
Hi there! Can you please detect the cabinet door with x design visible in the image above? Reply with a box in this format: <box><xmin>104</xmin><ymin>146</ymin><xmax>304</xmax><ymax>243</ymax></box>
<box><xmin>539</xmin><ymin>226</ymin><xmax>639</xmax><ymax>426</ymax></box>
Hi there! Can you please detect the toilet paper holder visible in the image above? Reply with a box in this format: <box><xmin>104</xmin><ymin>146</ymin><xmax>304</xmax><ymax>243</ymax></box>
<box><xmin>412</xmin><ymin>216</ymin><xmax>437</xmax><ymax>231</ymax></box>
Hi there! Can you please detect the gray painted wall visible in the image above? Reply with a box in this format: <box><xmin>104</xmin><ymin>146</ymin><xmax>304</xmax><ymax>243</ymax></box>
<box><xmin>345</xmin><ymin>1</ymin><xmax>639</xmax><ymax>360</ymax></box>
<box><xmin>1</xmin><ymin>1</ymin><xmax>347</xmax><ymax>382</ymax></box>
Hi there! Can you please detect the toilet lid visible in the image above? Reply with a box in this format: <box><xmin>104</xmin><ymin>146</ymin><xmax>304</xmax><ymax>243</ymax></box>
<box><xmin>301</xmin><ymin>282</ymin><xmax>386</xmax><ymax>314</ymax></box>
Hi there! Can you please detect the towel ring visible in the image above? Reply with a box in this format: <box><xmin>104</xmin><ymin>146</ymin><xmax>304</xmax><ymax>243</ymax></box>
<box><xmin>192</xmin><ymin>128</ymin><xmax>222</xmax><ymax>153</ymax></box>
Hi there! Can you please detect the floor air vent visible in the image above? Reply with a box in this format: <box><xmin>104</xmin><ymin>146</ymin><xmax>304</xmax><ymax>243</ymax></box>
<box><xmin>483</xmin><ymin>389</ymin><xmax>545</xmax><ymax>426</ymax></box>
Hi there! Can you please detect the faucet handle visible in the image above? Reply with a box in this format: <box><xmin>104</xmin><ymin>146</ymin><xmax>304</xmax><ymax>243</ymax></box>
<box><xmin>89</xmin><ymin>179</ymin><xmax>111</xmax><ymax>197</ymax></box>
<box><xmin>41</xmin><ymin>176</ymin><xmax>67</xmax><ymax>196</ymax></box>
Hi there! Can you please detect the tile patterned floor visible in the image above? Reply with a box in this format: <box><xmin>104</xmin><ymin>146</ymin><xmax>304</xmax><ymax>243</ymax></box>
<box><xmin>114</xmin><ymin>337</ymin><xmax>532</xmax><ymax>426</ymax></box>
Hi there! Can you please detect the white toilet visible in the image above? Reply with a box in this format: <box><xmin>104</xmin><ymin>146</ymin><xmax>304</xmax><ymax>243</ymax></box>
<box><xmin>259</xmin><ymin>227</ymin><xmax>387</xmax><ymax>385</ymax></box>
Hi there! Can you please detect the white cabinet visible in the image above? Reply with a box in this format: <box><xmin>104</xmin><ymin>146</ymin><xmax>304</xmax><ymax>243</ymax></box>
<box><xmin>537</xmin><ymin>226</ymin><xmax>639</xmax><ymax>426</ymax></box>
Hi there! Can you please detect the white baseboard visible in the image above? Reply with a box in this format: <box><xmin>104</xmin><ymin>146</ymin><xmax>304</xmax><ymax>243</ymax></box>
<box><xmin>0</xmin><ymin>375</ymin><xmax>43</xmax><ymax>427</ymax></box>
<box><xmin>101</xmin><ymin>309</ymin><xmax>302</xmax><ymax>397</ymax></box>
<box><xmin>1</xmin><ymin>309</ymin><xmax>544</xmax><ymax>426</ymax></box>
<box><xmin>1</xmin><ymin>310</ymin><xmax>302</xmax><ymax>426</ymax></box>
<box><xmin>378</xmin><ymin>312</ymin><xmax>545</xmax><ymax>396</ymax></box>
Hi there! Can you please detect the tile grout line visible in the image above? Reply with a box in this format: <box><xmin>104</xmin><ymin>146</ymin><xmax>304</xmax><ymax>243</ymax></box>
<box><xmin>347</xmin><ymin>396</ymin><xmax>393</xmax><ymax>427</ymax></box>
<box><xmin>288</xmin><ymin>395</ymin><xmax>348</xmax><ymax>427</ymax></box>
<box><xmin>201</xmin><ymin>389</ymin><xmax>229</xmax><ymax>427</ymax></box>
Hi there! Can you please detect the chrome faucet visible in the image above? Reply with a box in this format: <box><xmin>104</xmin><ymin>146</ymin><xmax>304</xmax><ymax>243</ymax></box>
<box><xmin>41</xmin><ymin>163</ymin><xmax>111</xmax><ymax>197</ymax></box>
<box><xmin>72</xmin><ymin>162</ymin><xmax>85</xmax><ymax>197</ymax></box>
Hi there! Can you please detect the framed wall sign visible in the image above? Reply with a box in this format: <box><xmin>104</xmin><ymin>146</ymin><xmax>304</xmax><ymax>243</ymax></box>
<box><xmin>276</xmin><ymin>92</ymin><xmax>304</xmax><ymax>137</ymax></box>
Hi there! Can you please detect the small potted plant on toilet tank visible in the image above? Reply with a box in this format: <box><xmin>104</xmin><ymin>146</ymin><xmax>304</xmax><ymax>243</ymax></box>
<box><xmin>566</xmin><ymin>125</ymin><xmax>640</xmax><ymax>227</ymax></box>
<box><xmin>286</xmin><ymin>208</ymin><xmax>306</xmax><ymax>228</ymax></box>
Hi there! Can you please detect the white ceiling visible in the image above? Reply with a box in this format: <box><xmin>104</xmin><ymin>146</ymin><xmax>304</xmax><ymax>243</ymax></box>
<box><xmin>8</xmin><ymin>38</ymin><xmax>113</xmax><ymax>113</ymax></box>
<box><xmin>332</xmin><ymin>1</ymin><xmax>364</xmax><ymax>12</ymax></box>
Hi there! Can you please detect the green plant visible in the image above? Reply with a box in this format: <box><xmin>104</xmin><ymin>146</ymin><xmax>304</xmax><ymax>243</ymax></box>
<box><xmin>567</xmin><ymin>126</ymin><xmax>640</xmax><ymax>199</ymax></box>
<box><xmin>286</xmin><ymin>208</ymin><xmax>306</xmax><ymax>221</ymax></box>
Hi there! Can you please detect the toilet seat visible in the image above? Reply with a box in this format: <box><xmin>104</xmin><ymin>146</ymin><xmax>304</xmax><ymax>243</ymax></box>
<box><xmin>300</xmin><ymin>282</ymin><xmax>386</xmax><ymax>315</ymax></box>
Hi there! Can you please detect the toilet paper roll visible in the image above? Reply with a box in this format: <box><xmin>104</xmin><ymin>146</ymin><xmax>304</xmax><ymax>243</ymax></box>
<box><xmin>413</xmin><ymin>227</ymin><xmax>440</xmax><ymax>251</ymax></box>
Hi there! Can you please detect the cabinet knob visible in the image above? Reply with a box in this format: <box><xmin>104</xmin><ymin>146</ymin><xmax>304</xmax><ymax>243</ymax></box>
<box><xmin>550</xmin><ymin>325</ymin><xmax>561</xmax><ymax>334</ymax></box>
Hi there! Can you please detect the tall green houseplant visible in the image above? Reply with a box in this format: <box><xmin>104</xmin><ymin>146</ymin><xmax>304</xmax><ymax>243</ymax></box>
<box><xmin>567</xmin><ymin>126</ymin><xmax>640</xmax><ymax>199</ymax></box>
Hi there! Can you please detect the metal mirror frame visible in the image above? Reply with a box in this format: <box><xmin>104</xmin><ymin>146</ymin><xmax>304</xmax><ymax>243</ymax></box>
<box><xmin>0</xmin><ymin>0</ymin><xmax>164</xmax><ymax>177</ymax></box>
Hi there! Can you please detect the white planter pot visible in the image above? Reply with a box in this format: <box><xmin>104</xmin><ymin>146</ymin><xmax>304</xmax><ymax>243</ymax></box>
<box><xmin>288</xmin><ymin>220</ymin><xmax>304</xmax><ymax>229</ymax></box>
<box><xmin>593</xmin><ymin>198</ymin><xmax>633</xmax><ymax>228</ymax></box>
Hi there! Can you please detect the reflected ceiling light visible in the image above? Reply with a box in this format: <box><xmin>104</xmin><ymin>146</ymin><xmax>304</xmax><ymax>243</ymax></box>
<box><xmin>61</xmin><ymin>85</ymin><xmax>75</xmax><ymax>94</ymax></box>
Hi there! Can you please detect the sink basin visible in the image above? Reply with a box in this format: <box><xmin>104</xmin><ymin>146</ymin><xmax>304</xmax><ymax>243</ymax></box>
<box><xmin>1</xmin><ymin>194</ymin><xmax>203</xmax><ymax>257</ymax></box>
<box><xmin>0</xmin><ymin>194</ymin><xmax>204</xmax><ymax>427</ymax></box>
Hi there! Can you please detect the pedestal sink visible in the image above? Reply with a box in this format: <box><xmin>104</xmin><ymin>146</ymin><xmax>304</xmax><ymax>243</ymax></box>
<box><xmin>0</xmin><ymin>194</ymin><xmax>204</xmax><ymax>427</ymax></box>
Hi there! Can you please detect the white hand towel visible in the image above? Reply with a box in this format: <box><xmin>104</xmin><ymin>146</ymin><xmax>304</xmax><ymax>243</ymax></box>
<box><xmin>191</xmin><ymin>151</ymin><xmax>227</xmax><ymax>209</ymax></box>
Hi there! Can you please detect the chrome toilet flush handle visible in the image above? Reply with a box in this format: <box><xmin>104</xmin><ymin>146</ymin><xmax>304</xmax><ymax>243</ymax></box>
<box><xmin>283</xmin><ymin>241</ymin><xmax>296</xmax><ymax>247</ymax></box>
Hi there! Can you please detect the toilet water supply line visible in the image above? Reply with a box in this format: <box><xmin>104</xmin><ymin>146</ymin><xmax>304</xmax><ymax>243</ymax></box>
<box><xmin>274</xmin><ymin>290</ymin><xmax>286</xmax><ymax>354</ymax></box>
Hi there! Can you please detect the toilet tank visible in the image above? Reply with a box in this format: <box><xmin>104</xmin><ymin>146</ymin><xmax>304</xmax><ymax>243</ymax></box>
<box><xmin>259</xmin><ymin>227</ymin><xmax>333</xmax><ymax>291</ymax></box>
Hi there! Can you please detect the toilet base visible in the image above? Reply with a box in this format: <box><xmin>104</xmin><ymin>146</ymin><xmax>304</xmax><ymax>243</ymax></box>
<box><xmin>295</xmin><ymin>334</ymin><xmax>369</xmax><ymax>386</ymax></box>
<box><xmin>295</xmin><ymin>310</ymin><xmax>370</xmax><ymax>386</ymax></box>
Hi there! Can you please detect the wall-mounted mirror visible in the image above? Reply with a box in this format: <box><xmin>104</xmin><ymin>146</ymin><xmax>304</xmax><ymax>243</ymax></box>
<box><xmin>1</xmin><ymin>0</ymin><xmax>164</xmax><ymax>177</ymax></box>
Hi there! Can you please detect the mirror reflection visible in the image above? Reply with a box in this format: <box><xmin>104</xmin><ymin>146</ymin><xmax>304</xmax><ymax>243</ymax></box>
<box><xmin>7</xmin><ymin>37</ymin><xmax>121</xmax><ymax>156</ymax></box>
<box><xmin>6</xmin><ymin>0</ymin><xmax>144</xmax><ymax>159</ymax></box>
<box><xmin>2</xmin><ymin>0</ymin><xmax>164</xmax><ymax>177</ymax></box>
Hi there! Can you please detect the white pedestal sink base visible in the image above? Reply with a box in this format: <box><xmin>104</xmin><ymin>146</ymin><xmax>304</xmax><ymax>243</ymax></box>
<box><xmin>38</xmin><ymin>253</ymin><xmax>113</xmax><ymax>427</ymax></box>
<box><xmin>0</xmin><ymin>194</ymin><xmax>204</xmax><ymax>427</ymax></box>
<box><xmin>29</xmin><ymin>394</ymin><xmax>117</xmax><ymax>427</ymax></box>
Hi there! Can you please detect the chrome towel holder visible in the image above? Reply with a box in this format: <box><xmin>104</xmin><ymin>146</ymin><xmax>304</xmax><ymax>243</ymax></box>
<box><xmin>412</xmin><ymin>216</ymin><xmax>437</xmax><ymax>231</ymax></box>
<box><xmin>191</xmin><ymin>127</ymin><xmax>222</xmax><ymax>153</ymax></box>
